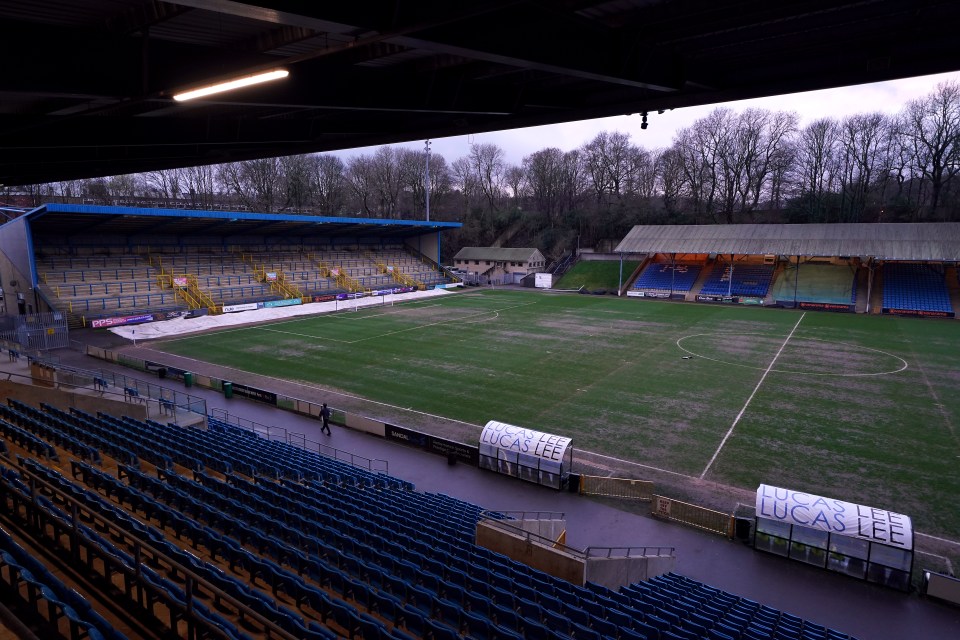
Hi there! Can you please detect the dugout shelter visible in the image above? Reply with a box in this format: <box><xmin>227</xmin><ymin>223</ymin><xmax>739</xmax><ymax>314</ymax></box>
<box><xmin>754</xmin><ymin>484</ymin><xmax>914</xmax><ymax>591</ymax></box>
<box><xmin>478</xmin><ymin>420</ymin><xmax>573</xmax><ymax>490</ymax></box>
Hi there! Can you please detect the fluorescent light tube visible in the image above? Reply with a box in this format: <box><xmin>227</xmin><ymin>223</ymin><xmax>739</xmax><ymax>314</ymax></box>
<box><xmin>173</xmin><ymin>69</ymin><xmax>289</xmax><ymax>102</ymax></box>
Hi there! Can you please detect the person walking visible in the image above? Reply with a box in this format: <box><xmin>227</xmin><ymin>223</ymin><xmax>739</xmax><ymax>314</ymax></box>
<box><xmin>320</xmin><ymin>402</ymin><xmax>331</xmax><ymax>435</ymax></box>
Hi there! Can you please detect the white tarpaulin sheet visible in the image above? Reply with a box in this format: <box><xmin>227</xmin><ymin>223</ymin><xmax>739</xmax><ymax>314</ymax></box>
<box><xmin>756</xmin><ymin>485</ymin><xmax>912</xmax><ymax>550</ymax></box>
<box><xmin>479</xmin><ymin>421</ymin><xmax>571</xmax><ymax>475</ymax></box>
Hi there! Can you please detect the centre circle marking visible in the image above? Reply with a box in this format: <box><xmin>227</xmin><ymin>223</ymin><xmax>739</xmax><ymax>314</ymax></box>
<box><xmin>675</xmin><ymin>333</ymin><xmax>908</xmax><ymax>377</ymax></box>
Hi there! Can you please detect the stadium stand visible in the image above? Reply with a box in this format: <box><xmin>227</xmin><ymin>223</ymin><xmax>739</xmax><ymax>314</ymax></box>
<box><xmin>771</xmin><ymin>264</ymin><xmax>857</xmax><ymax>308</ymax></box>
<box><xmin>36</xmin><ymin>243</ymin><xmax>452</xmax><ymax>326</ymax></box>
<box><xmin>699</xmin><ymin>263</ymin><xmax>775</xmax><ymax>298</ymax></box>
<box><xmin>0</xmin><ymin>396</ymin><xmax>860</xmax><ymax>640</ymax></box>
<box><xmin>633</xmin><ymin>263</ymin><xmax>703</xmax><ymax>293</ymax></box>
<box><xmin>881</xmin><ymin>263</ymin><xmax>953</xmax><ymax>314</ymax></box>
<box><xmin>0</xmin><ymin>519</ymin><xmax>128</xmax><ymax>640</ymax></box>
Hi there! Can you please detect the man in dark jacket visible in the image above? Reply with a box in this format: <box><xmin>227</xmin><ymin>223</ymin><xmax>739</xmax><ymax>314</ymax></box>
<box><xmin>320</xmin><ymin>403</ymin><xmax>331</xmax><ymax>435</ymax></box>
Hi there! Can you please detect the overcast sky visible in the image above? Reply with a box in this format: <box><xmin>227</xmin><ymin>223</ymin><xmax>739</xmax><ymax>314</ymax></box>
<box><xmin>339</xmin><ymin>70</ymin><xmax>960</xmax><ymax>167</ymax></box>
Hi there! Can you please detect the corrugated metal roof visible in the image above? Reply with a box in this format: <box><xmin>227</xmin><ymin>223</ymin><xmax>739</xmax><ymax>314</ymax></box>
<box><xmin>454</xmin><ymin>247</ymin><xmax>543</xmax><ymax>262</ymax></box>
<box><xmin>613</xmin><ymin>224</ymin><xmax>960</xmax><ymax>261</ymax></box>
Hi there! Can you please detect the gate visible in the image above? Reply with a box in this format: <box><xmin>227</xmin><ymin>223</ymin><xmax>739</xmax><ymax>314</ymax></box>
<box><xmin>0</xmin><ymin>312</ymin><xmax>70</xmax><ymax>350</ymax></box>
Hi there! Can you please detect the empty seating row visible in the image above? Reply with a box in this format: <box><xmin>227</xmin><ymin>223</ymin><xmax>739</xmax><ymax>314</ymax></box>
<box><xmin>4</xmin><ymin>398</ymin><xmax>860</xmax><ymax>640</ymax></box>
<box><xmin>207</xmin><ymin>417</ymin><xmax>412</xmax><ymax>489</ymax></box>
<box><xmin>700</xmin><ymin>264</ymin><xmax>775</xmax><ymax>297</ymax></box>
<box><xmin>63</xmin><ymin>460</ymin><xmax>441</xmax><ymax>638</ymax></box>
<box><xmin>634</xmin><ymin>264</ymin><xmax>703</xmax><ymax>292</ymax></box>
<box><xmin>0</xmin><ymin>523</ymin><xmax>128</xmax><ymax>640</ymax></box>
<box><xmin>4</xmin><ymin>401</ymin><xmax>137</xmax><ymax>465</ymax></box>
<box><xmin>2</xmin><ymin>462</ymin><xmax>276</xmax><ymax>640</ymax></box>
<box><xmin>882</xmin><ymin>263</ymin><xmax>952</xmax><ymax>313</ymax></box>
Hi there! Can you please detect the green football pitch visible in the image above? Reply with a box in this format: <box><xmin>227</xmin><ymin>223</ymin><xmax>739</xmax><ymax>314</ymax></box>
<box><xmin>156</xmin><ymin>289</ymin><xmax>960</xmax><ymax>540</ymax></box>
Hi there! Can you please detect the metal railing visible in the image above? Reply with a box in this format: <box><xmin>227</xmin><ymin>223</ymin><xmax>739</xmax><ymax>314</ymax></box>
<box><xmin>209</xmin><ymin>408</ymin><xmax>388</xmax><ymax>474</ymax></box>
<box><xmin>652</xmin><ymin>494</ymin><xmax>734</xmax><ymax>537</ymax></box>
<box><xmin>478</xmin><ymin>511</ymin><xmax>674</xmax><ymax>559</ymax></box>
<box><xmin>31</xmin><ymin>353</ymin><xmax>207</xmax><ymax>420</ymax></box>
<box><xmin>579</xmin><ymin>475</ymin><xmax>654</xmax><ymax>501</ymax></box>
<box><xmin>584</xmin><ymin>546</ymin><xmax>675</xmax><ymax>558</ymax></box>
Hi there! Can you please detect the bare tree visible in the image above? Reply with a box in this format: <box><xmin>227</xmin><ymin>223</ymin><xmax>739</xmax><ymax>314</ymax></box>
<box><xmin>399</xmin><ymin>148</ymin><xmax>452</xmax><ymax>218</ymax></box>
<box><xmin>47</xmin><ymin>180</ymin><xmax>85</xmax><ymax>203</ymax></box>
<box><xmin>450</xmin><ymin>155</ymin><xmax>480</xmax><ymax>212</ymax></box>
<box><xmin>836</xmin><ymin>113</ymin><xmax>890</xmax><ymax>222</ymax></box>
<box><xmin>673</xmin><ymin>117</ymin><xmax>721</xmax><ymax>221</ymax></box>
<box><xmin>625</xmin><ymin>146</ymin><xmax>657</xmax><ymax>200</ymax></box>
<box><xmin>309</xmin><ymin>154</ymin><xmax>346</xmax><ymax>216</ymax></box>
<box><xmin>581</xmin><ymin>131</ymin><xmax>635</xmax><ymax>204</ymax></box>
<box><xmin>740</xmin><ymin>109</ymin><xmax>798</xmax><ymax>214</ymax></box>
<box><xmin>345</xmin><ymin>155</ymin><xmax>376</xmax><ymax>216</ymax></box>
<box><xmin>142</xmin><ymin>169</ymin><xmax>183</xmax><ymax>201</ymax></box>
<box><xmin>503</xmin><ymin>165</ymin><xmax>526</xmax><ymax>202</ymax></box>
<box><xmin>181</xmin><ymin>164</ymin><xmax>218</xmax><ymax>209</ymax></box>
<box><xmin>524</xmin><ymin>148</ymin><xmax>567</xmax><ymax>227</ymax></box>
<box><xmin>790</xmin><ymin>118</ymin><xmax>840</xmax><ymax>221</ymax></box>
<box><xmin>899</xmin><ymin>80</ymin><xmax>960</xmax><ymax>220</ymax></box>
<box><xmin>279</xmin><ymin>155</ymin><xmax>314</xmax><ymax>213</ymax></box>
<box><xmin>369</xmin><ymin>146</ymin><xmax>404</xmax><ymax>218</ymax></box>
<box><xmin>218</xmin><ymin>158</ymin><xmax>284</xmax><ymax>212</ymax></box>
<box><xmin>468</xmin><ymin>143</ymin><xmax>507</xmax><ymax>212</ymax></box>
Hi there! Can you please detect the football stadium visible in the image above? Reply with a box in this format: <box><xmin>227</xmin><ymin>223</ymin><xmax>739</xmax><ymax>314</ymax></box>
<box><xmin>0</xmin><ymin>201</ymin><xmax>958</xmax><ymax>640</ymax></box>
<box><xmin>3</xmin><ymin>2</ymin><xmax>960</xmax><ymax>640</ymax></box>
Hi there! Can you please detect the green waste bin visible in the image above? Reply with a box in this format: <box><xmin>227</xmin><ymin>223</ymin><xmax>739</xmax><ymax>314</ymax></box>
<box><xmin>183</xmin><ymin>372</ymin><xmax>193</xmax><ymax>388</ymax></box>
<box><xmin>223</xmin><ymin>381</ymin><xmax>233</xmax><ymax>398</ymax></box>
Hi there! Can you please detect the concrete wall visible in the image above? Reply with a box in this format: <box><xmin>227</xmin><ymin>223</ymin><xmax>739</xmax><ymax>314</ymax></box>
<box><xmin>345</xmin><ymin>413</ymin><xmax>387</xmax><ymax>437</ymax></box>
<box><xmin>926</xmin><ymin>572</ymin><xmax>960</xmax><ymax>605</ymax></box>
<box><xmin>0</xmin><ymin>378</ymin><xmax>148</xmax><ymax>421</ymax></box>
<box><xmin>476</xmin><ymin>520</ymin><xmax>584</xmax><ymax>585</ymax></box>
<box><xmin>514</xmin><ymin>518</ymin><xmax>565</xmax><ymax>542</ymax></box>
<box><xmin>583</xmin><ymin>554</ymin><xmax>676</xmax><ymax>590</ymax></box>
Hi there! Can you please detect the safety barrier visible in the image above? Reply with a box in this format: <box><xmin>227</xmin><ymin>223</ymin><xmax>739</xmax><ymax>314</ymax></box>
<box><xmin>580</xmin><ymin>475</ymin><xmax>654</xmax><ymax>501</ymax></box>
<box><xmin>652</xmin><ymin>494</ymin><xmax>734</xmax><ymax>538</ymax></box>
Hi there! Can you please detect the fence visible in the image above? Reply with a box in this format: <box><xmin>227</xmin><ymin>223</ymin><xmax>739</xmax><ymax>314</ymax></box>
<box><xmin>579</xmin><ymin>475</ymin><xmax>654</xmax><ymax>501</ymax></box>
<box><xmin>33</xmin><ymin>354</ymin><xmax>207</xmax><ymax>421</ymax></box>
<box><xmin>0</xmin><ymin>311</ymin><xmax>69</xmax><ymax>350</ymax></box>
<box><xmin>652</xmin><ymin>494</ymin><xmax>734</xmax><ymax>537</ymax></box>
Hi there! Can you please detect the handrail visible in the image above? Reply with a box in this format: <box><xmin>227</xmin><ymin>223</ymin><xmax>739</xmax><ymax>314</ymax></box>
<box><xmin>208</xmin><ymin>408</ymin><xmax>388</xmax><ymax>474</ymax></box>
<box><xmin>479</xmin><ymin>511</ymin><xmax>675</xmax><ymax>559</ymax></box>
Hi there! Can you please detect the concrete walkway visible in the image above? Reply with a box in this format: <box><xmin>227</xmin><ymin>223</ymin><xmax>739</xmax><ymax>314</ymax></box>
<box><xmin>25</xmin><ymin>341</ymin><xmax>960</xmax><ymax>640</ymax></box>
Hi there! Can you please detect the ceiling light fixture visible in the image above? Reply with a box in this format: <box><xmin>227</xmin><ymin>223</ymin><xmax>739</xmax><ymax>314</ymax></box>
<box><xmin>173</xmin><ymin>68</ymin><xmax>289</xmax><ymax>102</ymax></box>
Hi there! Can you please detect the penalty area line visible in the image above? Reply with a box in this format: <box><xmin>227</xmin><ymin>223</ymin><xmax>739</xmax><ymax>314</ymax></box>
<box><xmin>700</xmin><ymin>312</ymin><xmax>806</xmax><ymax>480</ymax></box>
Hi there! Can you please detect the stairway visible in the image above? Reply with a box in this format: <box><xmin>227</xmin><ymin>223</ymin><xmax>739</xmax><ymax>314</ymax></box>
<box><xmin>685</xmin><ymin>262</ymin><xmax>715</xmax><ymax>301</ymax></box>
<box><xmin>945</xmin><ymin>266</ymin><xmax>960</xmax><ymax>316</ymax></box>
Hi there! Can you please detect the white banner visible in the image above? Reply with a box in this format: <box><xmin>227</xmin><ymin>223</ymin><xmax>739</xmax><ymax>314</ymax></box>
<box><xmin>222</xmin><ymin>303</ymin><xmax>259</xmax><ymax>313</ymax></box>
<box><xmin>534</xmin><ymin>273</ymin><xmax>552</xmax><ymax>289</ymax></box>
<box><xmin>756</xmin><ymin>485</ymin><xmax>912</xmax><ymax>550</ymax></box>
<box><xmin>479</xmin><ymin>420</ymin><xmax>571</xmax><ymax>474</ymax></box>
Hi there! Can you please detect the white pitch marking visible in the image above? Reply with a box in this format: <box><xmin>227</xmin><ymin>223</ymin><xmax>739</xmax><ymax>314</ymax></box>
<box><xmin>347</xmin><ymin>302</ymin><xmax>536</xmax><ymax>344</ymax></box>
<box><xmin>700</xmin><ymin>313</ymin><xmax>806</xmax><ymax>479</ymax></box>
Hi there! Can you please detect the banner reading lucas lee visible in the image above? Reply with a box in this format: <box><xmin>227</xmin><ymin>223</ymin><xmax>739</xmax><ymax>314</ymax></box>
<box><xmin>756</xmin><ymin>485</ymin><xmax>912</xmax><ymax>550</ymax></box>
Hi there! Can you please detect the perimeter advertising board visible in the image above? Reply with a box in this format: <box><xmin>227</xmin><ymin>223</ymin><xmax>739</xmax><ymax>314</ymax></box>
<box><xmin>90</xmin><ymin>313</ymin><xmax>154</xmax><ymax>329</ymax></box>
<box><xmin>793</xmin><ymin>301</ymin><xmax>855</xmax><ymax>313</ymax></box>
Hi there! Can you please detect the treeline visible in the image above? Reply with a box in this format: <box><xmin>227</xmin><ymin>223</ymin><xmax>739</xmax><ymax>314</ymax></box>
<box><xmin>9</xmin><ymin>82</ymin><xmax>960</xmax><ymax>262</ymax></box>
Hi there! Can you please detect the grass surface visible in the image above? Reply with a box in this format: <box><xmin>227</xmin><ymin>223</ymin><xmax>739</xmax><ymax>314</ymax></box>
<box><xmin>157</xmin><ymin>289</ymin><xmax>960</xmax><ymax>539</ymax></box>
<box><xmin>554</xmin><ymin>260</ymin><xmax>640</xmax><ymax>290</ymax></box>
